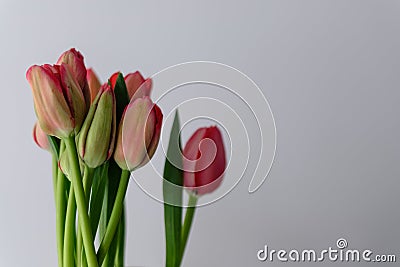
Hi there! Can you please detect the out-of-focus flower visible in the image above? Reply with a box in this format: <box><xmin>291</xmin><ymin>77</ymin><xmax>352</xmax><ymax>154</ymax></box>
<box><xmin>77</xmin><ymin>84</ymin><xmax>116</xmax><ymax>168</ymax></box>
<box><xmin>26</xmin><ymin>63</ymin><xmax>86</xmax><ymax>138</ymax></box>
<box><xmin>86</xmin><ymin>68</ymin><xmax>102</xmax><ymax>103</ymax></box>
<box><xmin>33</xmin><ymin>122</ymin><xmax>50</xmax><ymax>151</ymax></box>
<box><xmin>114</xmin><ymin>97</ymin><xmax>163</xmax><ymax>171</ymax></box>
<box><xmin>182</xmin><ymin>126</ymin><xmax>226</xmax><ymax>195</ymax></box>
<box><xmin>109</xmin><ymin>71</ymin><xmax>152</xmax><ymax>101</ymax></box>
<box><xmin>57</xmin><ymin>48</ymin><xmax>90</xmax><ymax>107</ymax></box>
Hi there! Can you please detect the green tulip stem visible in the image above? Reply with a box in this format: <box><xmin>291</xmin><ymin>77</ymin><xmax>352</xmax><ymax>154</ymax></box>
<box><xmin>52</xmin><ymin>153</ymin><xmax>58</xmax><ymax>203</ymax></box>
<box><xmin>56</xmin><ymin>157</ymin><xmax>66</xmax><ymax>267</ymax></box>
<box><xmin>77</xmin><ymin>166</ymin><xmax>95</xmax><ymax>267</ymax></box>
<box><xmin>179</xmin><ymin>194</ymin><xmax>198</xmax><ymax>264</ymax></box>
<box><xmin>97</xmin><ymin>169</ymin><xmax>130</xmax><ymax>266</ymax></box>
<box><xmin>63</xmin><ymin>184</ymin><xmax>76</xmax><ymax>267</ymax></box>
<box><xmin>65</xmin><ymin>137</ymin><xmax>98</xmax><ymax>267</ymax></box>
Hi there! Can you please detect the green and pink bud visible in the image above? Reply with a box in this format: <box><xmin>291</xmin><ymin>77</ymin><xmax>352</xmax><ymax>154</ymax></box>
<box><xmin>77</xmin><ymin>84</ymin><xmax>116</xmax><ymax>168</ymax></box>
<box><xmin>26</xmin><ymin>63</ymin><xmax>86</xmax><ymax>138</ymax></box>
<box><xmin>33</xmin><ymin>122</ymin><xmax>50</xmax><ymax>151</ymax></box>
<box><xmin>114</xmin><ymin>97</ymin><xmax>163</xmax><ymax>171</ymax></box>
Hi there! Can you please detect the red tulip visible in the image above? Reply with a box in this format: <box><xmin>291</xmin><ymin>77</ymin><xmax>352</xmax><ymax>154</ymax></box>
<box><xmin>183</xmin><ymin>126</ymin><xmax>226</xmax><ymax>195</ymax></box>
<box><xmin>114</xmin><ymin>97</ymin><xmax>163</xmax><ymax>171</ymax></box>
<box><xmin>26</xmin><ymin>64</ymin><xmax>87</xmax><ymax>138</ymax></box>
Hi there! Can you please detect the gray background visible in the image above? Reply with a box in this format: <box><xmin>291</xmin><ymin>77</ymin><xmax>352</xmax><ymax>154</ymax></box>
<box><xmin>1</xmin><ymin>0</ymin><xmax>399</xmax><ymax>266</ymax></box>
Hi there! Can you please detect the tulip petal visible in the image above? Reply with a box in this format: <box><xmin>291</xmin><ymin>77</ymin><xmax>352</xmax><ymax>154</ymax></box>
<box><xmin>138</xmin><ymin>103</ymin><xmax>163</xmax><ymax>167</ymax></box>
<box><xmin>122</xmin><ymin>97</ymin><xmax>154</xmax><ymax>170</ymax></box>
<box><xmin>109</xmin><ymin>71</ymin><xmax>120</xmax><ymax>89</ymax></box>
<box><xmin>60</xmin><ymin>63</ymin><xmax>87</xmax><ymax>132</ymax></box>
<box><xmin>194</xmin><ymin>127</ymin><xmax>226</xmax><ymax>195</ymax></box>
<box><xmin>87</xmin><ymin>68</ymin><xmax>102</xmax><ymax>103</ymax></box>
<box><xmin>124</xmin><ymin>71</ymin><xmax>149</xmax><ymax>100</ymax></box>
<box><xmin>33</xmin><ymin>122</ymin><xmax>50</xmax><ymax>151</ymax></box>
<box><xmin>57</xmin><ymin>48</ymin><xmax>89</xmax><ymax>106</ymax></box>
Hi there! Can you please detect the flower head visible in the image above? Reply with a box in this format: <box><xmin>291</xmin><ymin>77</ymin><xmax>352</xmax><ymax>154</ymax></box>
<box><xmin>77</xmin><ymin>84</ymin><xmax>116</xmax><ymax>168</ymax></box>
<box><xmin>183</xmin><ymin>126</ymin><xmax>226</xmax><ymax>195</ymax></box>
<box><xmin>26</xmin><ymin>63</ymin><xmax>86</xmax><ymax>138</ymax></box>
<box><xmin>114</xmin><ymin>97</ymin><xmax>163</xmax><ymax>171</ymax></box>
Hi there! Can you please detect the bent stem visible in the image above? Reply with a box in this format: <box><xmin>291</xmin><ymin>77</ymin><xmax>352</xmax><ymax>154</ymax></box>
<box><xmin>65</xmin><ymin>137</ymin><xmax>98</xmax><ymax>267</ymax></box>
<box><xmin>179</xmin><ymin>194</ymin><xmax>198</xmax><ymax>265</ymax></box>
<box><xmin>97</xmin><ymin>170</ymin><xmax>130</xmax><ymax>266</ymax></box>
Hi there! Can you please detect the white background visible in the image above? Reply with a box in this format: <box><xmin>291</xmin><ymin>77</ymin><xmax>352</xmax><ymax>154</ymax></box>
<box><xmin>0</xmin><ymin>1</ymin><xmax>399</xmax><ymax>266</ymax></box>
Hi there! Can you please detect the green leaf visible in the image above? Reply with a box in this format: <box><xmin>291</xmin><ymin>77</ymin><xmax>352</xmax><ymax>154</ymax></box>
<box><xmin>114</xmin><ymin>207</ymin><xmax>125</xmax><ymax>267</ymax></box>
<box><xmin>111</xmin><ymin>73</ymin><xmax>130</xmax><ymax>123</ymax></box>
<box><xmin>48</xmin><ymin>135</ymin><xmax>60</xmax><ymax>158</ymax></box>
<box><xmin>99</xmin><ymin>159</ymin><xmax>123</xmax><ymax>266</ymax></box>
<box><xmin>89</xmin><ymin>163</ymin><xmax>109</xmax><ymax>237</ymax></box>
<box><xmin>163</xmin><ymin>110</ymin><xmax>183</xmax><ymax>267</ymax></box>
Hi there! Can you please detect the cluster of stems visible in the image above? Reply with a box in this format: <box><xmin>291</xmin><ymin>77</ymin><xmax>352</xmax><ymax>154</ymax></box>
<box><xmin>50</xmin><ymin>136</ymin><xmax>130</xmax><ymax>267</ymax></box>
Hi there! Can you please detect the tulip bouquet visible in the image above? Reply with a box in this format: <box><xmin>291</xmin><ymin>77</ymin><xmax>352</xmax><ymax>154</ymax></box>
<box><xmin>28</xmin><ymin>48</ymin><xmax>226</xmax><ymax>267</ymax></box>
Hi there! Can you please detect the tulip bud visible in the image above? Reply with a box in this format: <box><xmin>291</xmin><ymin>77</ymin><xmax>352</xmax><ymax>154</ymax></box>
<box><xmin>77</xmin><ymin>84</ymin><xmax>116</xmax><ymax>168</ymax></box>
<box><xmin>114</xmin><ymin>97</ymin><xmax>163</xmax><ymax>171</ymax></box>
<box><xmin>27</xmin><ymin>61</ymin><xmax>87</xmax><ymax>138</ymax></box>
<box><xmin>57</xmin><ymin>48</ymin><xmax>90</xmax><ymax>107</ymax></box>
<box><xmin>33</xmin><ymin>122</ymin><xmax>50</xmax><ymax>151</ymax></box>
<box><xmin>87</xmin><ymin>68</ymin><xmax>102</xmax><ymax>103</ymax></box>
<box><xmin>182</xmin><ymin>126</ymin><xmax>226</xmax><ymax>195</ymax></box>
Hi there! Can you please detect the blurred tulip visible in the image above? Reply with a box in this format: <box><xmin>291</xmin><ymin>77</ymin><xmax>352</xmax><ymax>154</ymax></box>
<box><xmin>26</xmin><ymin>64</ymin><xmax>86</xmax><ymax>138</ymax></box>
<box><xmin>114</xmin><ymin>97</ymin><xmax>163</xmax><ymax>171</ymax></box>
<box><xmin>109</xmin><ymin>71</ymin><xmax>152</xmax><ymax>100</ymax></box>
<box><xmin>183</xmin><ymin>126</ymin><xmax>226</xmax><ymax>195</ymax></box>
<box><xmin>57</xmin><ymin>48</ymin><xmax>90</xmax><ymax>106</ymax></box>
<box><xmin>33</xmin><ymin>122</ymin><xmax>50</xmax><ymax>151</ymax></box>
<box><xmin>86</xmin><ymin>68</ymin><xmax>102</xmax><ymax>103</ymax></box>
<box><xmin>77</xmin><ymin>84</ymin><xmax>116</xmax><ymax>168</ymax></box>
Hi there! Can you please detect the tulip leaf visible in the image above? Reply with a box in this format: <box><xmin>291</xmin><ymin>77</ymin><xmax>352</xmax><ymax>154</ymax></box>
<box><xmin>112</xmin><ymin>73</ymin><xmax>130</xmax><ymax>123</ymax></box>
<box><xmin>48</xmin><ymin>135</ymin><xmax>60</xmax><ymax>157</ymax></box>
<box><xmin>114</xmin><ymin>207</ymin><xmax>125</xmax><ymax>267</ymax></box>
<box><xmin>163</xmin><ymin>110</ymin><xmax>183</xmax><ymax>267</ymax></box>
<box><xmin>89</xmin><ymin>163</ymin><xmax>108</xmax><ymax>237</ymax></box>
